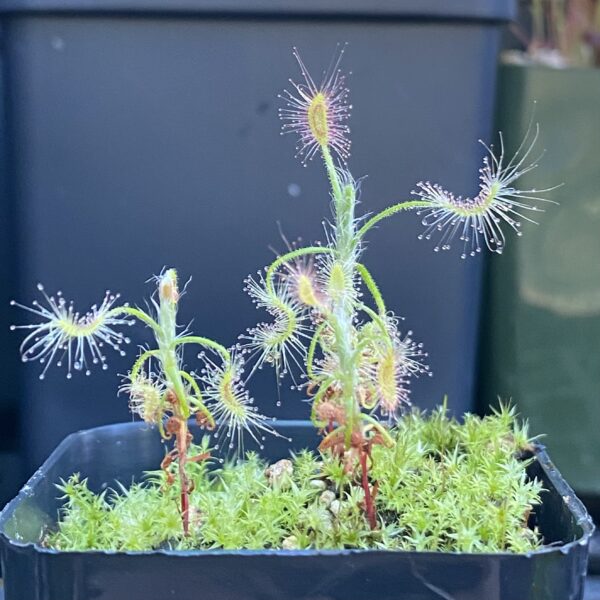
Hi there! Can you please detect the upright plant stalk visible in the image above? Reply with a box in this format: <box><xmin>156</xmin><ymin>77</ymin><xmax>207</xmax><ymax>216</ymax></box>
<box><xmin>322</xmin><ymin>144</ymin><xmax>380</xmax><ymax>527</ymax></box>
<box><xmin>156</xmin><ymin>275</ymin><xmax>190</xmax><ymax>419</ymax></box>
<box><xmin>321</xmin><ymin>146</ymin><xmax>360</xmax><ymax>448</ymax></box>
<box><xmin>154</xmin><ymin>273</ymin><xmax>195</xmax><ymax>534</ymax></box>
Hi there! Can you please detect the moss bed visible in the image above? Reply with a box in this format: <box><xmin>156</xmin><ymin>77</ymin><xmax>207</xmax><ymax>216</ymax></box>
<box><xmin>46</xmin><ymin>406</ymin><xmax>543</xmax><ymax>553</ymax></box>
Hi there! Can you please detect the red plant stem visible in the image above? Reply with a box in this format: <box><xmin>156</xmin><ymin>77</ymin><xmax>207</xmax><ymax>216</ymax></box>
<box><xmin>360</xmin><ymin>448</ymin><xmax>377</xmax><ymax>530</ymax></box>
<box><xmin>175</xmin><ymin>419</ymin><xmax>190</xmax><ymax>536</ymax></box>
<box><xmin>180</xmin><ymin>485</ymin><xmax>189</xmax><ymax>536</ymax></box>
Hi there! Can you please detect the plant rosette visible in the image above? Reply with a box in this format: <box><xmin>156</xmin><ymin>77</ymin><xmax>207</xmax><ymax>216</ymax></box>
<box><xmin>0</xmin><ymin>47</ymin><xmax>594</xmax><ymax>600</ymax></box>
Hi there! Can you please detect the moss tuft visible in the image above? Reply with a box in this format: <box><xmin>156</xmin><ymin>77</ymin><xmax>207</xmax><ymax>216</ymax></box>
<box><xmin>46</xmin><ymin>405</ymin><xmax>543</xmax><ymax>554</ymax></box>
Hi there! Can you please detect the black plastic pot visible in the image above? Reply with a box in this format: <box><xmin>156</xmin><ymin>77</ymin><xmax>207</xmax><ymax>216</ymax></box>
<box><xmin>0</xmin><ymin>0</ymin><xmax>513</xmax><ymax>474</ymax></box>
<box><xmin>0</xmin><ymin>421</ymin><xmax>594</xmax><ymax>600</ymax></box>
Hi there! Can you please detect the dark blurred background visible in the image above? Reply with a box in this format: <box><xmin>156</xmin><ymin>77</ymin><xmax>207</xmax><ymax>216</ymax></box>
<box><xmin>0</xmin><ymin>0</ymin><xmax>598</xmax><ymax>529</ymax></box>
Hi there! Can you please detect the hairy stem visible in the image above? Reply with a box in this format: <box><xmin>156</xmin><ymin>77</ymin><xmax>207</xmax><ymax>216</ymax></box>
<box><xmin>130</xmin><ymin>349</ymin><xmax>160</xmax><ymax>382</ymax></box>
<box><xmin>356</xmin><ymin>263</ymin><xmax>386</xmax><ymax>315</ymax></box>
<box><xmin>162</xmin><ymin>352</ymin><xmax>189</xmax><ymax>418</ymax></box>
<box><xmin>356</xmin><ymin>200</ymin><xmax>431</xmax><ymax>239</ymax></box>
<box><xmin>331</xmin><ymin>313</ymin><xmax>359</xmax><ymax>448</ymax></box>
<box><xmin>306</xmin><ymin>323</ymin><xmax>326</xmax><ymax>379</ymax></box>
<box><xmin>321</xmin><ymin>144</ymin><xmax>361</xmax><ymax>448</ymax></box>
<box><xmin>357</xmin><ymin>304</ymin><xmax>393</xmax><ymax>347</ymax></box>
<box><xmin>156</xmin><ymin>290</ymin><xmax>189</xmax><ymax>419</ymax></box>
<box><xmin>322</xmin><ymin>145</ymin><xmax>343</xmax><ymax>201</ymax></box>
<box><xmin>179</xmin><ymin>370</ymin><xmax>214</xmax><ymax>427</ymax></box>
<box><xmin>107</xmin><ymin>305</ymin><xmax>161</xmax><ymax>334</ymax></box>
<box><xmin>175</xmin><ymin>336</ymin><xmax>230</xmax><ymax>365</ymax></box>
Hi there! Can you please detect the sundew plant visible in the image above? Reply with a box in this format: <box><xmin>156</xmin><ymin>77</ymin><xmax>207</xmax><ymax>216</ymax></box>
<box><xmin>240</xmin><ymin>47</ymin><xmax>554</xmax><ymax>528</ymax></box>
<box><xmin>12</xmin><ymin>270</ymin><xmax>275</xmax><ymax>535</ymax></box>
<box><xmin>12</xmin><ymin>46</ymin><xmax>554</xmax><ymax>540</ymax></box>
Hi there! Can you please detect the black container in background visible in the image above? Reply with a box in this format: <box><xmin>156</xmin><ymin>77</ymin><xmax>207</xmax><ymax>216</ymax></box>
<box><xmin>0</xmin><ymin>1</ymin><xmax>513</xmax><ymax>474</ymax></box>
<box><xmin>0</xmin><ymin>420</ymin><xmax>594</xmax><ymax>600</ymax></box>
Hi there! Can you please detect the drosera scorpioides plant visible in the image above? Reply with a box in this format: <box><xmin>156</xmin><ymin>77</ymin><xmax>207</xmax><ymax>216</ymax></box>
<box><xmin>241</xmin><ymin>45</ymin><xmax>556</xmax><ymax>530</ymax></box>
<box><xmin>12</xmin><ymin>269</ymin><xmax>282</xmax><ymax>536</ymax></box>
<box><xmin>11</xmin><ymin>45</ymin><xmax>556</xmax><ymax>546</ymax></box>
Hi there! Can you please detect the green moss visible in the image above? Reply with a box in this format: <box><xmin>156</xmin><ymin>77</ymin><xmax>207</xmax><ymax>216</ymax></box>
<box><xmin>45</xmin><ymin>405</ymin><xmax>543</xmax><ymax>554</ymax></box>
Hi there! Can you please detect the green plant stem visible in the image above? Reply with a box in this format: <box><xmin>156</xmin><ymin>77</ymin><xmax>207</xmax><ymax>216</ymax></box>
<box><xmin>179</xmin><ymin>370</ymin><xmax>214</xmax><ymax>426</ymax></box>
<box><xmin>331</xmin><ymin>313</ymin><xmax>358</xmax><ymax>448</ymax></box>
<box><xmin>162</xmin><ymin>353</ymin><xmax>189</xmax><ymax>418</ymax></box>
<box><xmin>357</xmin><ymin>303</ymin><xmax>392</xmax><ymax>347</ymax></box>
<box><xmin>107</xmin><ymin>306</ymin><xmax>161</xmax><ymax>333</ymax></box>
<box><xmin>156</xmin><ymin>292</ymin><xmax>189</xmax><ymax>419</ymax></box>
<box><xmin>357</xmin><ymin>201</ymin><xmax>431</xmax><ymax>240</ymax></box>
<box><xmin>111</xmin><ymin>303</ymin><xmax>195</xmax><ymax>418</ymax></box>
<box><xmin>306</xmin><ymin>323</ymin><xmax>325</xmax><ymax>379</ymax></box>
<box><xmin>322</xmin><ymin>145</ymin><xmax>343</xmax><ymax>201</ymax></box>
<box><xmin>321</xmin><ymin>144</ymin><xmax>360</xmax><ymax>448</ymax></box>
<box><xmin>356</xmin><ymin>263</ymin><xmax>386</xmax><ymax>315</ymax></box>
<box><xmin>130</xmin><ymin>349</ymin><xmax>161</xmax><ymax>381</ymax></box>
<box><xmin>175</xmin><ymin>336</ymin><xmax>231</xmax><ymax>365</ymax></box>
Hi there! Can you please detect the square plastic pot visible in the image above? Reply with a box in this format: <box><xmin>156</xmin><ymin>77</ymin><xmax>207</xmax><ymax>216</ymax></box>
<box><xmin>0</xmin><ymin>420</ymin><xmax>594</xmax><ymax>600</ymax></box>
